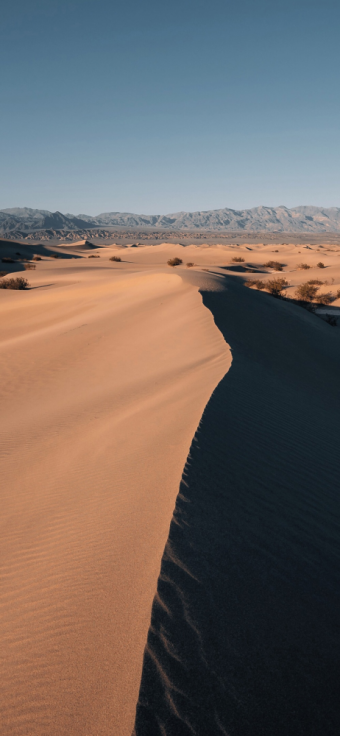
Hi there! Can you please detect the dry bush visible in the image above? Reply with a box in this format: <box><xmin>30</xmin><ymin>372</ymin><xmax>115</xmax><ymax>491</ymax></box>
<box><xmin>297</xmin><ymin>263</ymin><xmax>310</xmax><ymax>270</ymax></box>
<box><xmin>266</xmin><ymin>278</ymin><xmax>288</xmax><ymax>296</ymax></box>
<box><xmin>325</xmin><ymin>315</ymin><xmax>338</xmax><ymax>327</ymax></box>
<box><xmin>0</xmin><ymin>277</ymin><xmax>29</xmax><ymax>290</ymax></box>
<box><xmin>51</xmin><ymin>254</ymin><xmax>59</xmax><ymax>258</ymax></box>
<box><xmin>167</xmin><ymin>257</ymin><xmax>183</xmax><ymax>267</ymax></box>
<box><xmin>317</xmin><ymin>262</ymin><xmax>325</xmax><ymax>268</ymax></box>
<box><xmin>32</xmin><ymin>256</ymin><xmax>42</xmax><ymax>261</ymax></box>
<box><xmin>1</xmin><ymin>257</ymin><xmax>15</xmax><ymax>263</ymax></box>
<box><xmin>263</xmin><ymin>261</ymin><xmax>284</xmax><ymax>271</ymax></box>
<box><xmin>336</xmin><ymin>289</ymin><xmax>340</xmax><ymax>299</ymax></box>
<box><xmin>88</xmin><ymin>254</ymin><xmax>100</xmax><ymax>258</ymax></box>
<box><xmin>24</xmin><ymin>262</ymin><xmax>36</xmax><ymax>270</ymax></box>
<box><xmin>0</xmin><ymin>271</ymin><xmax>7</xmax><ymax>277</ymax></box>
<box><xmin>246</xmin><ymin>280</ymin><xmax>265</xmax><ymax>290</ymax></box>
<box><xmin>315</xmin><ymin>292</ymin><xmax>335</xmax><ymax>305</ymax></box>
<box><xmin>186</xmin><ymin>262</ymin><xmax>195</xmax><ymax>267</ymax></box>
<box><xmin>307</xmin><ymin>279</ymin><xmax>323</xmax><ymax>285</ymax></box>
<box><xmin>109</xmin><ymin>256</ymin><xmax>122</xmax><ymax>262</ymax></box>
<box><xmin>231</xmin><ymin>256</ymin><xmax>245</xmax><ymax>262</ymax></box>
<box><xmin>296</xmin><ymin>282</ymin><xmax>319</xmax><ymax>301</ymax></box>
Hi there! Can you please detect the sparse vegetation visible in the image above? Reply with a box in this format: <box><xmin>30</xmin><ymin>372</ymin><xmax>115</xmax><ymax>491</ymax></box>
<box><xmin>231</xmin><ymin>256</ymin><xmax>245</xmax><ymax>263</ymax></box>
<box><xmin>167</xmin><ymin>257</ymin><xmax>183</xmax><ymax>267</ymax></box>
<box><xmin>296</xmin><ymin>282</ymin><xmax>319</xmax><ymax>301</ymax></box>
<box><xmin>336</xmin><ymin>289</ymin><xmax>340</xmax><ymax>299</ymax></box>
<box><xmin>88</xmin><ymin>254</ymin><xmax>100</xmax><ymax>258</ymax></box>
<box><xmin>110</xmin><ymin>256</ymin><xmax>122</xmax><ymax>262</ymax></box>
<box><xmin>186</xmin><ymin>262</ymin><xmax>194</xmax><ymax>267</ymax></box>
<box><xmin>325</xmin><ymin>315</ymin><xmax>338</xmax><ymax>327</ymax></box>
<box><xmin>0</xmin><ymin>277</ymin><xmax>29</xmax><ymax>290</ymax></box>
<box><xmin>297</xmin><ymin>263</ymin><xmax>310</xmax><ymax>270</ymax></box>
<box><xmin>317</xmin><ymin>262</ymin><xmax>325</xmax><ymax>268</ymax></box>
<box><xmin>1</xmin><ymin>257</ymin><xmax>15</xmax><ymax>263</ymax></box>
<box><xmin>24</xmin><ymin>262</ymin><xmax>36</xmax><ymax>270</ymax></box>
<box><xmin>246</xmin><ymin>280</ymin><xmax>265</xmax><ymax>290</ymax></box>
<box><xmin>266</xmin><ymin>278</ymin><xmax>288</xmax><ymax>296</ymax></box>
<box><xmin>0</xmin><ymin>271</ymin><xmax>7</xmax><ymax>277</ymax></box>
<box><xmin>315</xmin><ymin>292</ymin><xmax>336</xmax><ymax>305</ymax></box>
<box><xmin>306</xmin><ymin>279</ymin><xmax>323</xmax><ymax>285</ymax></box>
<box><xmin>51</xmin><ymin>254</ymin><xmax>59</xmax><ymax>258</ymax></box>
<box><xmin>263</xmin><ymin>261</ymin><xmax>284</xmax><ymax>271</ymax></box>
<box><xmin>32</xmin><ymin>256</ymin><xmax>42</xmax><ymax>261</ymax></box>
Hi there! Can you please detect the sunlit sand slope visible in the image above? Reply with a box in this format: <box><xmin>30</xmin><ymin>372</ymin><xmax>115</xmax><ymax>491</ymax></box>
<box><xmin>134</xmin><ymin>276</ymin><xmax>340</xmax><ymax>736</ymax></box>
<box><xmin>0</xmin><ymin>268</ymin><xmax>229</xmax><ymax>736</ymax></box>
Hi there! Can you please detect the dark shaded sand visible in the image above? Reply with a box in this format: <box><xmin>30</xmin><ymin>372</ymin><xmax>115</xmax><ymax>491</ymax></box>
<box><xmin>133</xmin><ymin>275</ymin><xmax>340</xmax><ymax>735</ymax></box>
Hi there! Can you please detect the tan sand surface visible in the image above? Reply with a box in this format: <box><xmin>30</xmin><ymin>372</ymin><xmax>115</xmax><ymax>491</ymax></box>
<box><xmin>0</xmin><ymin>255</ymin><xmax>229</xmax><ymax>736</ymax></box>
<box><xmin>1</xmin><ymin>240</ymin><xmax>340</xmax><ymax>736</ymax></box>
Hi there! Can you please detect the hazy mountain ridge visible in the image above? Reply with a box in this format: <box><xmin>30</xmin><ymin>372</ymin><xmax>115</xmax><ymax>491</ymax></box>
<box><xmin>1</xmin><ymin>205</ymin><xmax>340</xmax><ymax>234</ymax></box>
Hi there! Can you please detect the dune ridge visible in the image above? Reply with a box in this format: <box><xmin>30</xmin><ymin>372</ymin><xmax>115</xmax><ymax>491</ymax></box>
<box><xmin>0</xmin><ymin>263</ymin><xmax>229</xmax><ymax>735</ymax></box>
<box><xmin>133</xmin><ymin>275</ymin><xmax>340</xmax><ymax>735</ymax></box>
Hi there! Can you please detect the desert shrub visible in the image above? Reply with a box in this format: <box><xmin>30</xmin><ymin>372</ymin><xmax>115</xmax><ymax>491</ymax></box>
<box><xmin>263</xmin><ymin>261</ymin><xmax>284</xmax><ymax>271</ymax></box>
<box><xmin>0</xmin><ymin>277</ymin><xmax>29</xmax><ymax>290</ymax></box>
<box><xmin>88</xmin><ymin>254</ymin><xmax>100</xmax><ymax>258</ymax></box>
<box><xmin>296</xmin><ymin>282</ymin><xmax>319</xmax><ymax>301</ymax></box>
<box><xmin>306</xmin><ymin>279</ymin><xmax>323</xmax><ymax>285</ymax></box>
<box><xmin>51</xmin><ymin>254</ymin><xmax>59</xmax><ymax>258</ymax></box>
<box><xmin>317</xmin><ymin>262</ymin><xmax>325</xmax><ymax>268</ymax></box>
<box><xmin>1</xmin><ymin>257</ymin><xmax>15</xmax><ymax>263</ymax></box>
<box><xmin>24</xmin><ymin>262</ymin><xmax>36</xmax><ymax>270</ymax></box>
<box><xmin>325</xmin><ymin>315</ymin><xmax>338</xmax><ymax>327</ymax></box>
<box><xmin>297</xmin><ymin>263</ymin><xmax>310</xmax><ymax>270</ymax></box>
<box><xmin>315</xmin><ymin>292</ymin><xmax>335</xmax><ymax>305</ymax></box>
<box><xmin>246</xmin><ymin>280</ymin><xmax>265</xmax><ymax>290</ymax></box>
<box><xmin>266</xmin><ymin>278</ymin><xmax>288</xmax><ymax>296</ymax></box>
<box><xmin>167</xmin><ymin>257</ymin><xmax>183</xmax><ymax>267</ymax></box>
<box><xmin>336</xmin><ymin>289</ymin><xmax>340</xmax><ymax>299</ymax></box>
<box><xmin>0</xmin><ymin>271</ymin><xmax>7</xmax><ymax>277</ymax></box>
<box><xmin>109</xmin><ymin>256</ymin><xmax>122</xmax><ymax>262</ymax></box>
<box><xmin>231</xmin><ymin>256</ymin><xmax>245</xmax><ymax>263</ymax></box>
<box><xmin>32</xmin><ymin>256</ymin><xmax>42</xmax><ymax>261</ymax></box>
<box><xmin>186</xmin><ymin>262</ymin><xmax>194</xmax><ymax>267</ymax></box>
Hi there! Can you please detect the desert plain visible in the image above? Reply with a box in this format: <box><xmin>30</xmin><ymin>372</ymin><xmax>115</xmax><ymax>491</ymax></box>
<box><xmin>1</xmin><ymin>237</ymin><xmax>340</xmax><ymax>735</ymax></box>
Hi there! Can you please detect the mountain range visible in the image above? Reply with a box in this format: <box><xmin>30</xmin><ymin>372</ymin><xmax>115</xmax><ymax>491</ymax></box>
<box><xmin>1</xmin><ymin>206</ymin><xmax>340</xmax><ymax>235</ymax></box>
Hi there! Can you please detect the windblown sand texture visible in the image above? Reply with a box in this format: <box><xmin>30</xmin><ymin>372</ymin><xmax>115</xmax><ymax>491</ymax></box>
<box><xmin>1</xmin><ymin>239</ymin><xmax>340</xmax><ymax>735</ymax></box>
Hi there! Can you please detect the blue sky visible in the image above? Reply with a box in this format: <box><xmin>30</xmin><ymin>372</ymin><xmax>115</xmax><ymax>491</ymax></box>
<box><xmin>1</xmin><ymin>0</ymin><xmax>339</xmax><ymax>214</ymax></box>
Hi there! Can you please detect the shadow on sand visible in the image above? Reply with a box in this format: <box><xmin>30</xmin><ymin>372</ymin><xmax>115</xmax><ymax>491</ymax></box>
<box><xmin>133</xmin><ymin>276</ymin><xmax>340</xmax><ymax>736</ymax></box>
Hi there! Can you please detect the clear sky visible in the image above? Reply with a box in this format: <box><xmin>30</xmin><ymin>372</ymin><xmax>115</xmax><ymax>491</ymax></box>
<box><xmin>1</xmin><ymin>0</ymin><xmax>339</xmax><ymax>215</ymax></box>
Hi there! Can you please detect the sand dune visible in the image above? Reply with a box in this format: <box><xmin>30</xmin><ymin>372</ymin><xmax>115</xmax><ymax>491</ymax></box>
<box><xmin>133</xmin><ymin>275</ymin><xmax>340</xmax><ymax>735</ymax></box>
<box><xmin>1</xmin><ymin>240</ymin><xmax>340</xmax><ymax>735</ymax></box>
<box><xmin>0</xmin><ymin>259</ymin><xmax>229</xmax><ymax>735</ymax></box>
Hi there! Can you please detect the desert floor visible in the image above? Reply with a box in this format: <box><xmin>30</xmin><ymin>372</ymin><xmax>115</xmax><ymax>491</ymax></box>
<box><xmin>1</xmin><ymin>238</ymin><xmax>340</xmax><ymax>736</ymax></box>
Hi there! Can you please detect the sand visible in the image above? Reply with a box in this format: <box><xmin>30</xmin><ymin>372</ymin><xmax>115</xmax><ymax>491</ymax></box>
<box><xmin>1</xmin><ymin>239</ymin><xmax>340</xmax><ymax>735</ymax></box>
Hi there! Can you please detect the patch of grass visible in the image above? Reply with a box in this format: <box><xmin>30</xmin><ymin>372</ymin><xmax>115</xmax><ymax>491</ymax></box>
<box><xmin>263</xmin><ymin>261</ymin><xmax>284</xmax><ymax>271</ymax></box>
<box><xmin>109</xmin><ymin>256</ymin><xmax>122</xmax><ymax>262</ymax></box>
<box><xmin>24</xmin><ymin>262</ymin><xmax>36</xmax><ymax>270</ymax></box>
<box><xmin>88</xmin><ymin>254</ymin><xmax>100</xmax><ymax>258</ymax></box>
<box><xmin>306</xmin><ymin>279</ymin><xmax>323</xmax><ymax>285</ymax></box>
<box><xmin>297</xmin><ymin>263</ymin><xmax>311</xmax><ymax>270</ymax></box>
<box><xmin>266</xmin><ymin>278</ymin><xmax>288</xmax><ymax>296</ymax></box>
<box><xmin>167</xmin><ymin>257</ymin><xmax>183</xmax><ymax>267</ymax></box>
<box><xmin>0</xmin><ymin>277</ymin><xmax>29</xmax><ymax>290</ymax></box>
<box><xmin>231</xmin><ymin>256</ymin><xmax>245</xmax><ymax>262</ymax></box>
<box><xmin>317</xmin><ymin>262</ymin><xmax>325</xmax><ymax>268</ymax></box>
<box><xmin>186</xmin><ymin>262</ymin><xmax>195</xmax><ymax>267</ymax></box>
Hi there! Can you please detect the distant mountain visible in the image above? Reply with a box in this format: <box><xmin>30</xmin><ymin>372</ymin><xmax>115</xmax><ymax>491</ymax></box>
<box><xmin>1</xmin><ymin>205</ymin><xmax>340</xmax><ymax>234</ymax></box>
